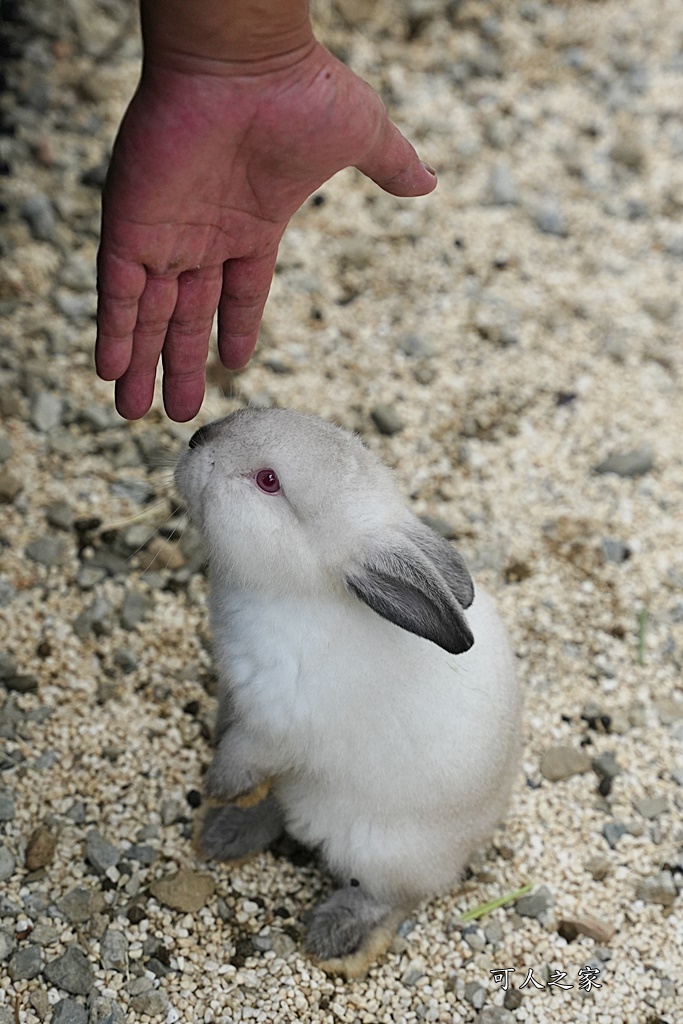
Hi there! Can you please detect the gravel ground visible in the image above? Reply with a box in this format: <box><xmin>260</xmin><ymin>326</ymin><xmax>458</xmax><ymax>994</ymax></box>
<box><xmin>1</xmin><ymin>1</ymin><xmax>682</xmax><ymax>1022</ymax></box>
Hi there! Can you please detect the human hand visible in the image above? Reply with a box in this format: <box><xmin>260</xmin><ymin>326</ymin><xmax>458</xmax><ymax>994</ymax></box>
<box><xmin>95</xmin><ymin>43</ymin><xmax>437</xmax><ymax>421</ymax></box>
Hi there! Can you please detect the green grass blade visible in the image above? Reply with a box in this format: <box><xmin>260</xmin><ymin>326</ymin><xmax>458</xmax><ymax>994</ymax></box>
<box><xmin>459</xmin><ymin>882</ymin><xmax>533</xmax><ymax>924</ymax></box>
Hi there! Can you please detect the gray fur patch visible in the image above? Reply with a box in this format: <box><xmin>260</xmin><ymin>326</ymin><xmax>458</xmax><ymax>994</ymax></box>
<box><xmin>304</xmin><ymin>885</ymin><xmax>394</xmax><ymax>960</ymax></box>
<box><xmin>199</xmin><ymin>794</ymin><xmax>284</xmax><ymax>861</ymax></box>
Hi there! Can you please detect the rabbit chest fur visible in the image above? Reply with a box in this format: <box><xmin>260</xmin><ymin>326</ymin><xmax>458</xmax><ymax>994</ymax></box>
<box><xmin>175</xmin><ymin>407</ymin><xmax>521</xmax><ymax>972</ymax></box>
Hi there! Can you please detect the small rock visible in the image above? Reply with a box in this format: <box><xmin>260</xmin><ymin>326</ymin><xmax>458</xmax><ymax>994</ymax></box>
<box><xmin>472</xmin><ymin>296</ymin><xmax>520</xmax><ymax>347</ymax></box>
<box><xmin>401</xmin><ymin>957</ymin><xmax>426</xmax><ymax>986</ymax></box>
<box><xmin>464</xmin><ymin>981</ymin><xmax>486</xmax><ymax>1009</ymax></box>
<box><xmin>489</xmin><ymin>162</ymin><xmax>517</xmax><ymax>205</ymax></box>
<box><xmin>610</xmin><ymin>136</ymin><xmax>645</xmax><ymax>172</ymax></box>
<box><xmin>557</xmin><ymin>913</ymin><xmax>615</xmax><ymax>944</ymax></box>
<box><xmin>642</xmin><ymin>295</ymin><xmax>678</xmax><ymax>323</ymax></box>
<box><xmin>516</xmin><ymin>886</ymin><xmax>552</xmax><ymax>919</ymax></box>
<box><xmin>0</xmin><ymin>789</ymin><xmax>16</xmax><ymax>821</ymax></box>
<box><xmin>585</xmin><ymin>855</ymin><xmax>611</xmax><ymax>881</ymax></box>
<box><xmin>160</xmin><ymin>799</ymin><xmax>185</xmax><ymax>826</ymax></box>
<box><xmin>25</xmin><ymin>536</ymin><xmax>68</xmax><ymax>567</ymax></box>
<box><xmin>125</xmin><ymin>843</ymin><xmax>157</xmax><ymax>866</ymax></box>
<box><xmin>602</xmin><ymin>538</ymin><xmax>629</xmax><ymax>563</ymax></box>
<box><xmin>120</xmin><ymin>590</ymin><xmax>155</xmax><ymax>631</ymax></box>
<box><xmin>475</xmin><ymin>1008</ymin><xmax>516</xmax><ymax>1024</ymax></box>
<box><xmin>396</xmin><ymin>333</ymin><xmax>433</xmax><ymax>358</ymax></box>
<box><xmin>80</xmin><ymin>404</ymin><xmax>117</xmax><ymax>432</ymax></box>
<box><xmin>595</xmin><ymin>447</ymin><xmax>654</xmax><ymax>477</ymax></box>
<box><xmin>73</xmin><ymin>597</ymin><xmax>114</xmax><ymax>639</ymax></box>
<box><xmin>0</xmin><ymin>928</ymin><xmax>16</xmax><ymax>961</ymax></box>
<box><xmin>602</xmin><ymin>822</ymin><xmax>628</xmax><ymax>849</ymax></box>
<box><xmin>371</xmin><ymin>404</ymin><xmax>405</xmax><ymax>436</ymax></box>
<box><xmin>462</xmin><ymin>926</ymin><xmax>486</xmax><ymax>952</ymax></box>
<box><xmin>59</xmin><ymin>253</ymin><xmax>95</xmax><ymax>293</ymax></box>
<box><xmin>25</xmin><ymin>824</ymin><xmax>57</xmax><ymax>871</ymax></box>
<box><xmin>100</xmin><ymin>929</ymin><xmax>128</xmax><ymax>972</ymax></box>
<box><xmin>85</xmin><ymin>830</ymin><xmax>120</xmax><ymax>875</ymax></box>
<box><xmin>76</xmin><ymin>565</ymin><xmax>108</xmax><ymax>590</ymax></box>
<box><xmin>0</xmin><ymin>469</ymin><xmax>22</xmax><ymax>503</ymax></box>
<box><xmin>0</xmin><ymin>436</ymin><xmax>13</xmax><ymax>464</ymax></box>
<box><xmin>57</xmin><ymin>888</ymin><xmax>94</xmax><ymax>926</ymax></box>
<box><xmin>44</xmin><ymin>945</ymin><xmax>94</xmax><ymax>995</ymax></box>
<box><xmin>52</xmin><ymin>1000</ymin><xmax>88</xmax><ymax>1024</ymax></box>
<box><xmin>46</xmin><ymin>502</ymin><xmax>75</xmax><ymax>531</ymax></box>
<box><xmin>635</xmin><ymin>871</ymin><xmax>677</xmax><ymax>906</ymax></box>
<box><xmin>0</xmin><ymin>651</ymin><xmax>18</xmax><ymax>678</ymax></box>
<box><xmin>503</xmin><ymin>989</ymin><xmax>523</xmax><ymax>1011</ymax></box>
<box><xmin>535</xmin><ymin>203</ymin><xmax>566</xmax><ymax>237</ymax></box>
<box><xmin>654</xmin><ymin>697</ymin><xmax>683</xmax><ymax>725</ymax></box>
<box><xmin>592</xmin><ymin>751</ymin><xmax>620</xmax><ymax>783</ymax></box>
<box><xmin>9</xmin><ymin>944</ymin><xmax>43</xmax><ymax>980</ymax></box>
<box><xmin>484</xmin><ymin>921</ymin><xmax>503</xmax><ymax>945</ymax></box>
<box><xmin>540</xmin><ymin>745</ymin><xmax>591</xmax><ymax>781</ymax></box>
<box><xmin>112</xmin><ymin>649</ymin><xmax>138</xmax><ymax>675</ymax></box>
<box><xmin>88</xmin><ymin>996</ymin><xmax>126</xmax><ymax>1024</ymax></box>
<box><xmin>81</xmin><ymin>156</ymin><xmax>109</xmax><ymax>189</ymax></box>
<box><xmin>149</xmin><ymin>868</ymin><xmax>215</xmax><ymax>913</ymax></box>
<box><xmin>21</xmin><ymin>193</ymin><xmax>57</xmax><ymax>241</ymax></box>
<box><xmin>30</xmin><ymin>989</ymin><xmax>50</xmax><ymax>1022</ymax></box>
<box><xmin>30</xmin><ymin>392</ymin><xmax>64</xmax><ymax>433</ymax></box>
<box><xmin>633</xmin><ymin>795</ymin><xmax>668</xmax><ymax>820</ymax></box>
<box><xmin>269</xmin><ymin>932</ymin><xmax>297</xmax><ymax>959</ymax></box>
<box><xmin>128</xmin><ymin>991</ymin><xmax>170</xmax><ymax>1018</ymax></box>
<box><xmin>0</xmin><ymin>845</ymin><xmax>15</xmax><ymax>883</ymax></box>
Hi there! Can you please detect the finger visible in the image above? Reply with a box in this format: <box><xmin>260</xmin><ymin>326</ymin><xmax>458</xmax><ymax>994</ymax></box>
<box><xmin>355</xmin><ymin>116</ymin><xmax>438</xmax><ymax>198</ymax></box>
<box><xmin>217</xmin><ymin>251</ymin><xmax>279</xmax><ymax>370</ymax></box>
<box><xmin>95</xmin><ymin>250</ymin><xmax>148</xmax><ymax>380</ymax></box>
<box><xmin>161</xmin><ymin>266</ymin><xmax>223</xmax><ymax>422</ymax></box>
<box><xmin>114</xmin><ymin>275</ymin><xmax>179</xmax><ymax>420</ymax></box>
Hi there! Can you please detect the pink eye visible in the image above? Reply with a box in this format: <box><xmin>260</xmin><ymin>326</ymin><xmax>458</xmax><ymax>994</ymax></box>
<box><xmin>255</xmin><ymin>469</ymin><xmax>281</xmax><ymax>494</ymax></box>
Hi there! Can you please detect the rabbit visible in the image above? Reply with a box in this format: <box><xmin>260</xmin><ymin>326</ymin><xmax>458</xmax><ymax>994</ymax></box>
<box><xmin>174</xmin><ymin>407</ymin><xmax>521</xmax><ymax>977</ymax></box>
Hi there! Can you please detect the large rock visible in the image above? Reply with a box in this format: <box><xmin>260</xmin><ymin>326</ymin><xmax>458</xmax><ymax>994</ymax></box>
<box><xmin>149</xmin><ymin>869</ymin><xmax>215</xmax><ymax>913</ymax></box>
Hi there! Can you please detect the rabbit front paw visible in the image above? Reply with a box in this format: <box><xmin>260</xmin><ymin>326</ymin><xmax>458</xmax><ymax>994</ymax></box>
<box><xmin>203</xmin><ymin>731</ymin><xmax>267</xmax><ymax>804</ymax></box>
<box><xmin>197</xmin><ymin>793</ymin><xmax>285</xmax><ymax>862</ymax></box>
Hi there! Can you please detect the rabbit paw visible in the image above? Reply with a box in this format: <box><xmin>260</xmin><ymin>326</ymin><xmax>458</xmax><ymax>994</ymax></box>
<box><xmin>203</xmin><ymin>734</ymin><xmax>264</xmax><ymax>804</ymax></box>
<box><xmin>196</xmin><ymin>793</ymin><xmax>284</xmax><ymax>862</ymax></box>
<box><xmin>305</xmin><ymin>885</ymin><xmax>402</xmax><ymax>978</ymax></box>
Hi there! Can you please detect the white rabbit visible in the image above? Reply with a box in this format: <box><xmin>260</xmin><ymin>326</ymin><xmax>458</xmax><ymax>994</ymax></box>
<box><xmin>174</xmin><ymin>408</ymin><xmax>521</xmax><ymax>976</ymax></box>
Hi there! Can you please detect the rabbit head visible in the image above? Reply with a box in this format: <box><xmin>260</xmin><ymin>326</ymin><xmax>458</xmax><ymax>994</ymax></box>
<box><xmin>175</xmin><ymin>408</ymin><xmax>474</xmax><ymax>654</ymax></box>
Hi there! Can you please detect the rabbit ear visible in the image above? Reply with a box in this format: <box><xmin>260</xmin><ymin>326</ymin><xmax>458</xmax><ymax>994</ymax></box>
<box><xmin>345</xmin><ymin>525</ymin><xmax>474</xmax><ymax>655</ymax></box>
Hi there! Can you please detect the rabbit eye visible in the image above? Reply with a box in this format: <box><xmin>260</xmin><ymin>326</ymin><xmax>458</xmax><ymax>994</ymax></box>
<box><xmin>255</xmin><ymin>469</ymin><xmax>281</xmax><ymax>494</ymax></box>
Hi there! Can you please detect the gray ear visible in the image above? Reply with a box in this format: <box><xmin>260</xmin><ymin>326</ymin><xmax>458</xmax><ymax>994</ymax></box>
<box><xmin>345</xmin><ymin>525</ymin><xmax>474</xmax><ymax>655</ymax></box>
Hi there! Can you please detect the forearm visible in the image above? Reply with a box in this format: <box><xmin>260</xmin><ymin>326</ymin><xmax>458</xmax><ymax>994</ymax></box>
<box><xmin>141</xmin><ymin>0</ymin><xmax>315</xmax><ymax>70</ymax></box>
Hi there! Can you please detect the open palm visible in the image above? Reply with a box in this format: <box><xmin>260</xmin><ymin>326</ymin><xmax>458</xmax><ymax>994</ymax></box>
<box><xmin>95</xmin><ymin>44</ymin><xmax>436</xmax><ymax>420</ymax></box>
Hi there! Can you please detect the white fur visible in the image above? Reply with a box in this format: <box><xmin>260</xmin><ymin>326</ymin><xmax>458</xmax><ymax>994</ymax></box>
<box><xmin>176</xmin><ymin>409</ymin><xmax>521</xmax><ymax>908</ymax></box>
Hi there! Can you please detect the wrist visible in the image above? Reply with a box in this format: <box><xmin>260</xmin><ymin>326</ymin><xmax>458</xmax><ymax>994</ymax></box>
<box><xmin>141</xmin><ymin>0</ymin><xmax>315</xmax><ymax>74</ymax></box>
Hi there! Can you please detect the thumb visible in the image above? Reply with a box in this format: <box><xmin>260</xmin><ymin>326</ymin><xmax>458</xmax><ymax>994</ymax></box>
<box><xmin>355</xmin><ymin>116</ymin><xmax>437</xmax><ymax>198</ymax></box>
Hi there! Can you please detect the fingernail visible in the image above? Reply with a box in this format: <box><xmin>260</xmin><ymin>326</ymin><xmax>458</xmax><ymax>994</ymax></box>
<box><xmin>422</xmin><ymin>161</ymin><xmax>437</xmax><ymax>175</ymax></box>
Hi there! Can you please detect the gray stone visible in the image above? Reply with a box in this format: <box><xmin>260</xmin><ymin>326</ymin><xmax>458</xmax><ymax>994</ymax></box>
<box><xmin>516</xmin><ymin>886</ymin><xmax>552</xmax><ymax>919</ymax></box>
<box><xmin>25</xmin><ymin>536</ymin><xmax>68</xmax><ymax>567</ymax></box>
<box><xmin>642</xmin><ymin>295</ymin><xmax>678</xmax><ymax>323</ymax></box>
<box><xmin>46</xmin><ymin>501</ymin><xmax>75</xmax><ymax>531</ymax></box>
<box><xmin>129</xmin><ymin>991</ymin><xmax>170</xmax><ymax>1018</ymax></box>
<box><xmin>602</xmin><ymin>821</ymin><xmax>628</xmax><ymax>848</ymax></box>
<box><xmin>21</xmin><ymin>194</ymin><xmax>57</xmax><ymax>241</ymax></box>
<box><xmin>6</xmin><ymin>672</ymin><xmax>39</xmax><ymax>694</ymax></box>
<box><xmin>0</xmin><ymin>789</ymin><xmax>16</xmax><ymax>821</ymax></box>
<box><xmin>44</xmin><ymin>946</ymin><xmax>94</xmax><ymax>995</ymax></box>
<box><xmin>475</xmin><ymin>1009</ymin><xmax>516</xmax><ymax>1024</ymax></box>
<box><xmin>472</xmin><ymin>296</ymin><xmax>519</xmax><ymax>347</ymax></box>
<box><xmin>464</xmin><ymin>981</ymin><xmax>486</xmax><ymax>1009</ymax></box>
<box><xmin>602</xmin><ymin>538</ymin><xmax>629</xmax><ymax>563</ymax></box>
<box><xmin>401</xmin><ymin>957</ymin><xmax>426</xmax><ymax>986</ymax></box>
<box><xmin>54</xmin><ymin>293</ymin><xmax>96</xmax><ymax>321</ymax></box>
<box><xmin>85</xmin><ymin>830</ymin><xmax>120</xmax><ymax>875</ymax></box>
<box><xmin>0</xmin><ymin>650</ymin><xmax>18</xmax><ymax>678</ymax></box>
<box><xmin>0</xmin><ymin>469</ymin><xmax>23</xmax><ymax>503</ymax></box>
<box><xmin>610</xmin><ymin>136</ymin><xmax>645</xmax><ymax>171</ymax></box>
<box><xmin>371</xmin><ymin>404</ymin><xmax>405</xmax><ymax>436</ymax></box>
<box><xmin>635</xmin><ymin>871</ymin><xmax>677</xmax><ymax>906</ymax></box>
<box><xmin>0</xmin><ymin>577</ymin><xmax>16</xmax><ymax>607</ymax></box>
<box><xmin>58</xmin><ymin>887</ymin><xmax>94</xmax><ymax>925</ymax></box>
<box><xmin>100</xmin><ymin>929</ymin><xmax>128</xmax><ymax>971</ymax></box>
<box><xmin>633</xmin><ymin>795</ymin><xmax>668</xmax><ymax>820</ymax></box>
<box><xmin>9</xmin><ymin>944</ymin><xmax>44</xmax><ymax>980</ymax></box>
<box><xmin>149</xmin><ymin>869</ymin><xmax>214</xmax><ymax>913</ymax></box>
<box><xmin>489</xmin><ymin>162</ymin><xmax>517</xmax><ymax>205</ymax></box>
<box><xmin>540</xmin><ymin>745</ymin><xmax>591</xmax><ymax>781</ymax></box>
<box><xmin>76</xmin><ymin>565</ymin><xmax>108</xmax><ymax>590</ymax></box>
<box><xmin>0</xmin><ymin>928</ymin><xmax>16</xmax><ymax>962</ymax></box>
<box><xmin>396</xmin><ymin>333</ymin><xmax>433</xmax><ymax>358</ymax></box>
<box><xmin>120</xmin><ymin>591</ymin><xmax>154</xmax><ymax>631</ymax></box>
<box><xmin>160</xmin><ymin>799</ymin><xmax>185</xmax><ymax>826</ymax></box>
<box><xmin>109</xmin><ymin>479</ymin><xmax>154</xmax><ymax>504</ymax></box>
<box><xmin>88</xmin><ymin>996</ymin><xmax>126</xmax><ymax>1024</ymax></box>
<box><xmin>125</xmin><ymin>843</ymin><xmax>157</xmax><ymax>866</ymax></box>
<box><xmin>80</xmin><ymin>404</ymin><xmax>117</xmax><ymax>432</ymax></box>
<box><xmin>535</xmin><ymin>203</ymin><xmax>566</xmax><ymax>237</ymax></box>
<box><xmin>484</xmin><ymin>921</ymin><xmax>503</xmax><ymax>944</ymax></box>
<box><xmin>595</xmin><ymin>448</ymin><xmax>654</xmax><ymax>477</ymax></box>
<box><xmin>73</xmin><ymin>597</ymin><xmax>114</xmax><ymax>639</ymax></box>
<box><xmin>0</xmin><ymin>436</ymin><xmax>13</xmax><ymax>463</ymax></box>
<box><xmin>30</xmin><ymin>391</ymin><xmax>64</xmax><ymax>433</ymax></box>
<box><xmin>268</xmin><ymin>932</ymin><xmax>297</xmax><ymax>959</ymax></box>
<box><xmin>112</xmin><ymin>649</ymin><xmax>138</xmax><ymax>674</ymax></box>
<box><xmin>52</xmin><ymin>1000</ymin><xmax>88</xmax><ymax>1024</ymax></box>
<box><xmin>592</xmin><ymin>751</ymin><xmax>620</xmax><ymax>782</ymax></box>
<box><xmin>462</xmin><ymin>926</ymin><xmax>486</xmax><ymax>952</ymax></box>
<box><xmin>59</xmin><ymin>253</ymin><xmax>95</xmax><ymax>293</ymax></box>
<box><xmin>655</xmin><ymin>697</ymin><xmax>683</xmax><ymax>725</ymax></box>
<box><xmin>29</xmin><ymin>923</ymin><xmax>59</xmax><ymax>946</ymax></box>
